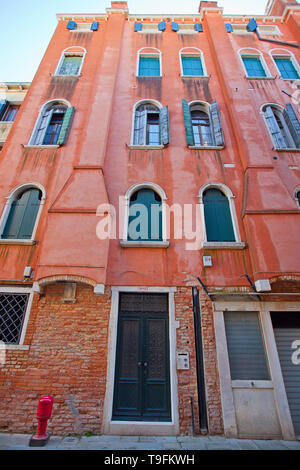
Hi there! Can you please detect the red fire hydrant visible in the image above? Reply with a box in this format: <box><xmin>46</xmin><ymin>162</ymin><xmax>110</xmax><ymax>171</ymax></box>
<box><xmin>29</xmin><ymin>395</ymin><xmax>54</xmax><ymax>447</ymax></box>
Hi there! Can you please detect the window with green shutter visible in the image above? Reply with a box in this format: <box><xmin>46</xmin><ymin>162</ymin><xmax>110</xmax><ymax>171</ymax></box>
<box><xmin>242</xmin><ymin>56</ymin><xmax>267</xmax><ymax>77</ymax></box>
<box><xmin>274</xmin><ymin>57</ymin><xmax>299</xmax><ymax>79</ymax></box>
<box><xmin>263</xmin><ymin>104</ymin><xmax>300</xmax><ymax>149</ymax></box>
<box><xmin>31</xmin><ymin>102</ymin><xmax>74</xmax><ymax>146</ymax></box>
<box><xmin>58</xmin><ymin>54</ymin><xmax>83</xmax><ymax>76</ymax></box>
<box><xmin>1</xmin><ymin>188</ymin><xmax>42</xmax><ymax>240</ymax></box>
<box><xmin>128</xmin><ymin>189</ymin><xmax>162</xmax><ymax>242</ymax></box>
<box><xmin>138</xmin><ymin>56</ymin><xmax>160</xmax><ymax>77</ymax></box>
<box><xmin>181</xmin><ymin>56</ymin><xmax>204</xmax><ymax>76</ymax></box>
<box><xmin>203</xmin><ymin>188</ymin><xmax>235</xmax><ymax>242</ymax></box>
<box><xmin>133</xmin><ymin>102</ymin><xmax>169</xmax><ymax>146</ymax></box>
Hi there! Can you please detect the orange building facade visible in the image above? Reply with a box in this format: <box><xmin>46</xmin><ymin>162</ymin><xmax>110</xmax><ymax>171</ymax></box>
<box><xmin>0</xmin><ymin>0</ymin><xmax>300</xmax><ymax>439</ymax></box>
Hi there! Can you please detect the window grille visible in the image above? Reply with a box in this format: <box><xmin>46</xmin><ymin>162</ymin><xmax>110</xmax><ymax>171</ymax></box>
<box><xmin>0</xmin><ymin>293</ymin><xmax>29</xmax><ymax>344</ymax></box>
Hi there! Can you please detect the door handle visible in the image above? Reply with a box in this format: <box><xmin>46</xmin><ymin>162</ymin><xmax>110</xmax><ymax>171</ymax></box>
<box><xmin>138</xmin><ymin>362</ymin><xmax>142</xmax><ymax>366</ymax></box>
<box><xmin>143</xmin><ymin>362</ymin><xmax>148</xmax><ymax>367</ymax></box>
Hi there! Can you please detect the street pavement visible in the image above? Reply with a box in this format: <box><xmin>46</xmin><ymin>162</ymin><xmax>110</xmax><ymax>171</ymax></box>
<box><xmin>0</xmin><ymin>433</ymin><xmax>300</xmax><ymax>451</ymax></box>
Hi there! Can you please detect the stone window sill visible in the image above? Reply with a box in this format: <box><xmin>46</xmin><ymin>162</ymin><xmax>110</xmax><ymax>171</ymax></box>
<box><xmin>189</xmin><ymin>145</ymin><xmax>224</xmax><ymax>150</ymax></box>
<box><xmin>4</xmin><ymin>345</ymin><xmax>30</xmax><ymax>351</ymax></box>
<box><xmin>120</xmin><ymin>240</ymin><xmax>169</xmax><ymax>248</ymax></box>
<box><xmin>274</xmin><ymin>148</ymin><xmax>300</xmax><ymax>153</ymax></box>
<box><xmin>0</xmin><ymin>239</ymin><xmax>36</xmax><ymax>245</ymax></box>
<box><xmin>181</xmin><ymin>75</ymin><xmax>210</xmax><ymax>79</ymax></box>
<box><xmin>127</xmin><ymin>144</ymin><xmax>164</xmax><ymax>150</ymax></box>
<box><xmin>202</xmin><ymin>241</ymin><xmax>246</xmax><ymax>249</ymax></box>
<box><xmin>23</xmin><ymin>144</ymin><xmax>60</xmax><ymax>149</ymax></box>
<box><xmin>245</xmin><ymin>76</ymin><xmax>276</xmax><ymax>80</ymax></box>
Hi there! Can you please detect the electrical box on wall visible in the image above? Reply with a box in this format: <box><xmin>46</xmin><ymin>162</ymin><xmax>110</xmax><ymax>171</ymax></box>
<box><xmin>203</xmin><ymin>256</ymin><xmax>212</xmax><ymax>267</ymax></box>
<box><xmin>23</xmin><ymin>266</ymin><xmax>32</xmax><ymax>278</ymax></box>
<box><xmin>176</xmin><ymin>351</ymin><xmax>190</xmax><ymax>370</ymax></box>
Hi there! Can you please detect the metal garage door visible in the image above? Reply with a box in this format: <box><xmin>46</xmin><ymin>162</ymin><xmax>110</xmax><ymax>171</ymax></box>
<box><xmin>272</xmin><ymin>313</ymin><xmax>300</xmax><ymax>438</ymax></box>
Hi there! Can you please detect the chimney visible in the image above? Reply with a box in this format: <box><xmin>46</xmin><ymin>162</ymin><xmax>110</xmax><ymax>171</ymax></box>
<box><xmin>198</xmin><ymin>1</ymin><xmax>221</xmax><ymax>14</ymax></box>
<box><xmin>265</xmin><ymin>0</ymin><xmax>299</xmax><ymax>16</ymax></box>
<box><xmin>110</xmin><ymin>1</ymin><xmax>128</xmax><ymax>9</ymax></box>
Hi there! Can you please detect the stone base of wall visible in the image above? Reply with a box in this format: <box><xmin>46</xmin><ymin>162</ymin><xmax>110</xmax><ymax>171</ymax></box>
<box><xmin>0</xmin><ymin>283</ymin><xmax>223</xmax><ymax>436</ymax></box>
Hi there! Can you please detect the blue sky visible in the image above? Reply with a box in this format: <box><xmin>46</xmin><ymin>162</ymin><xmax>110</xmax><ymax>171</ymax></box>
<box><xmin>0</xmin><ymin>1</ymin><xmax>272</xmax><ymax>82</ymax></box>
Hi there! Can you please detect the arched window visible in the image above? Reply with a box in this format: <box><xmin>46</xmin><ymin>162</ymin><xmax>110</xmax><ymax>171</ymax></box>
<box><xmin>128</xmin><ymin>188</ymin><xmax>162</xmax><ymax>241</ymax></box>
<box><xmin>295</xmin><ymin>189</ymin><xmax>300</xmax><ymax>209</ymax></box>
<box><xmin>238</xmin><ymin>48</ymin><xmax>270</xmax><ymax>78</ymax></box>
<box><xmin>30</xmin><ymin>100</ymin><xmax>75</xmax><ymax>146</ymax></box>
<box><xmin>270</xmin><ymin>49</ymin><xmax>300</xmax><ymax>80</ymax></box>
<box><xmin>132</xmin><ymin>101</ymin><xmax>169</xmax><ymax>147</ymax></box>
<box><xmin>182</xmin><ymin>100</ymin><xmax>224</xmax><ymax>147</ymax></box>
<box><xmin>55</xmin><ymin>47</ymin><xmax>86</xmax><ymax>76</ymax></box>
<box><xmin>203</xmin><ymin>188</ymin><xmax>235</xmax><ymax>242</ymax></box>
<box><xmin>137</xmin><ymin>48</ymin><xmax>162</xmax><ymax>77</ymax></box>
<box><xmin>262</xmin><ymin>104</ymin><xmax>300</xmax><ymax>149</ymax></box>
<box><xmin>1</xmin><ymin>187</ymin><xmax>42</xmax><ymax>240</ymax></box>
<box><xmin>179</xmin><ymin>47</ymin><xmax>207</xmax><ymax>77</ymax></box>
<box><xmin>190</xmin><ymin>105</ymin><xmax>213</xmax><ymax>147</ymax></box>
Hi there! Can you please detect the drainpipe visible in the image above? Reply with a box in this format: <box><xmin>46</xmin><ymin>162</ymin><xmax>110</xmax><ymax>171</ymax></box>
<box><xmin>192</xmin><ymin>286</ymin><xmax>208</xmax><ymax>434</ymax></box>
<box><xmin>247</xmin><ymin>18</ymin><xmax>300</xmax><ymax>49</ymax></box>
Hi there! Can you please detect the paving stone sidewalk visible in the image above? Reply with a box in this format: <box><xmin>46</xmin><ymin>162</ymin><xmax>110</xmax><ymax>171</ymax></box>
<box><xmin>0</xmin><ymin>433</ymin><xmax>300</xmax><ymax>450</ymax></box>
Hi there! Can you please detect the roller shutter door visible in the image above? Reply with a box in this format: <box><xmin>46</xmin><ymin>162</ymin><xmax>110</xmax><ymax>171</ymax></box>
<box><xmin>272</xmin><ymin>312</ymin><xmax>300</xmax><ymax>438</ymax></box>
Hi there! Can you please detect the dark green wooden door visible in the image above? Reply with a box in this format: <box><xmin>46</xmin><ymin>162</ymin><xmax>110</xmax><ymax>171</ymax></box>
<box><xmin>112</xmin><ymin>293</ymin><xmax>171</xmax><ymax>421</ymax></box>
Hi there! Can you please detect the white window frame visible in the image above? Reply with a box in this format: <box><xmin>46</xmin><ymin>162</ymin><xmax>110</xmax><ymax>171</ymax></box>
<box><xmin>54</xmin><ymin>47</ymin><xmax>86</xmax><ymax>76</ymax></box>
<box><xmin>130</xmin><ymin>99</ymin><xmax>164</xmax><ymax>148</ymax></box>
<box><xmin>179</xmin><ymin>47</ymin><xmax>208</xmax><ymax>78</ymax></box>
<box><xmin>136</xmin><ymin>48</ymin><xmax>162</xmax><ymax>77</ymax></box>
<box><xmin>138</xmin><ymin>23</ymin><xmax>161</xmax><ymax>34</ymax></box>
<box><xmin>238</xmin><ymin>48</ymin><xmax>272</xmax><ymax>79</ymax></box>
<box><xmin>0</xmin><ymin>286</ymin><xmax>34</xmax><ymax>347</ymax></box>
<box><xmin>260</xmin><ymin>103</ymin><xmax>296</xmax><ymax>150</ymax></box>
<box><xmin>177</xmin><ymin>24</ymin><xmax>197</xmax><ymax>34</ymax></box>
<box><xmin>120</xmin><ymin>182</ymin><xmax>169</xmax><ymax>248</ymax></box>
<box><xmin>28</xmin><ymin>98</ymin><xmax>71</xmax><ymax>146</ymax></box>
<box><xmin>198</xmin><ymin>183</ymin><xmax>245</xmax><ymax>249</ymax></box>
<box><xmin>0</xmin><ymin>182</ymin><xmax>46</xmax><ymax>245</ymax></box>
<box><xmin>70</xmin><ymin>23</ymin><xmax>93</xmax><ymax>32</ymax></box>
<box><xmin>269</xmin><ymin>49</ymin><xmax>300</xmax><ymax>80</ymax></box>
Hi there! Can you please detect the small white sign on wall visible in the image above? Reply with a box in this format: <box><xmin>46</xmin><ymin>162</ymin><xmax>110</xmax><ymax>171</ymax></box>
<box><xmin>176</xmin><ymin>351</ymin><xmax>190</xmax><ymax>370</ymax></box>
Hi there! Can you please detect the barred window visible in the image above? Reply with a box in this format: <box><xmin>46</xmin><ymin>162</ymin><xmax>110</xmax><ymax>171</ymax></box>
<box><xmin>0</xmin><ymin>293</ymin><xmax>29</xmax><ymax>344</ymax></box>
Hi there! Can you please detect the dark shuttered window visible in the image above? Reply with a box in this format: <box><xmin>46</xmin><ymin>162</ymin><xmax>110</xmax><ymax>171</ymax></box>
<box><xmin>224</xmin><ymin>312</ymin><xmax>270</xmax><ymax>380</ymax></box>
<box><xmin>128</xmin><ymin>189</ymin><xmax>162</xmax><ymax>242</ymax></box>
<box><xmin>1</xmin><ymin>188</ymin><xmax>42</xmax><ymax>240</ymax></box>
<box><xmin>133</xmin><ymin>103</ymin><xmax>169</xmax><ymax>146</ymax></box>
<box><xmin>203</xmin><ymin>189</ymin><xmax>235</xmax><ymax>242</ymax></box>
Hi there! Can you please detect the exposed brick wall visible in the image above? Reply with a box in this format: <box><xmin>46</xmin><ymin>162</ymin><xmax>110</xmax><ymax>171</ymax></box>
<box><xmin>200</xmin><ymin>291</ymin><xmax>224</xmax><ymax>436</ymax></box>
<box><xmin>0</xmin><ymin>283</ymin><xmax>223</xmax><ymax>436</ymax></box>
<box><xmin>174</xmin><ymin>287</ymin><xmax>223</xmax><ymax>436</ymax></box>
<box><xmin>0</xmin><ymin>283</ymin><xmax>111</xmax><ymax>435</ymax></box>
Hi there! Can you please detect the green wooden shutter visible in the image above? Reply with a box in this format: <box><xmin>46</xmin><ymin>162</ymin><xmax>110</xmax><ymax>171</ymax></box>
<box><xmin>283</xmin><ymin>103</ymin><xmax>300</xmax><ymax>148</ymax></box>
<box><xmin>57</xmin><ymin>107</ymin><xmax>75</xmax><ymax>146</ymax></box>
<box><xmin>160</xmin><ymin>106</ymin><xmax>169</xmax><ymax>146</ymax></box>
<box><xmin>203</xmin><ymin>189</ymin><xmax>235</xmax><ymax>242</ymax></box>
<box><xmin>158</xmin><ymin>21</ymin><xmax>166</xmax><ymax>32</ymax></box>
<box><xmin>194</xmin><ymin>23</ymin><xmax>203</xmax><ymax>32</ymax></box>
<box><xmin>210</xmin><ymin>101</ymin><xmax>224</xmax><ymax>147</ymax></box>
<box><xmin>225</xmin><ymin>23</ymin><xmax>233</xmax><ymax>33</ymax></box>
<box><xmin>67</xmin><ymin>21</ymin><xmax>77</xmax><ymax>30</ymax></box>
<box><xmin>91</xmin><ymin>22</ymin><xmax>99</xmax><ymax>31</ymax></box>
<box><xmin>133</xmin><ymin>109</ymin><xmax>147</xmax><ymax>145</ymax></box>
<box><xmin>264</xmin><ymin>106</ymin><xmax>287</xmax><ymax>149</ymax></box>
<box><xmin>182</xmin><ymin>99</ymin><xmax>194</xmax><ymax>146</ymax></box>
<box><xmin>224</xmin><ymin>311</ymin><xmax>269</xmax><ymax>380</ymax></box>
<box><xmin>18</xmin><ymin>189</ymin><xmax>41</xmax><ymax>239</ymax></box>
<box><xmin>134</xmin><ymin>22</ymin><xmax>142</xmax><ymax>32</ymax></box>
<box><xmin>128</xmin><ymin>189</ymin><xmax>162</xmax><ymax>241</ymax></box>
<box><xmin>172</xmin><ymin>22</ymin><xmax>179</xmax><ymax>32</ymax></box>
